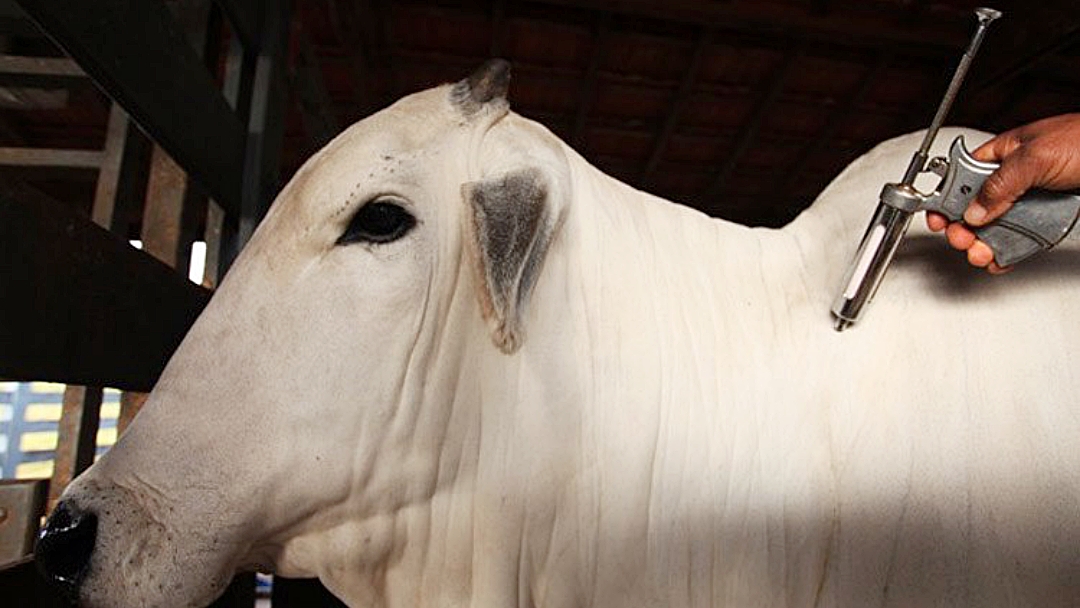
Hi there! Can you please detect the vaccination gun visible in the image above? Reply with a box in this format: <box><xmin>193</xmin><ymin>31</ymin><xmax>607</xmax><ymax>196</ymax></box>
<box><xmin>831</xmin><ymin>7</ymin><xmax>1080</xmax><ymax>331</ymax></box>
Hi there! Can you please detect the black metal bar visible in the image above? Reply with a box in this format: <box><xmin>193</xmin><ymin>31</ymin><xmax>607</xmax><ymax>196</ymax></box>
<box><xmin>0</xmin><ymin>178</ymin><xmax>210</xmax><ymax>392</ymax></box>
<box><xmin>213</xmin><ymin>33</ymin><xmax>255</xmax><ymax>276</ymax></box>
<box><xmin>16</xmin><ymin>0</ymin><xmax>246</xmax><ymax>218</ymax></box>
<box><xmin>215</xmin><ymin>0</ymin><xmax>263</xmax><ymax>52</ymax></box>
<box><xmin>238</xmin><ymin>0</ymin><xmax>291</xmax><ymax>246</ymax></box>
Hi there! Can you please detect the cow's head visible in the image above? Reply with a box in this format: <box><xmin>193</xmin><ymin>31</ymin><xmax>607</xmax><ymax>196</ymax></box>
<box><xmin>35</xmin><ymin>60</ymin><xmax>571</xmax><ymax>607</ymax></box>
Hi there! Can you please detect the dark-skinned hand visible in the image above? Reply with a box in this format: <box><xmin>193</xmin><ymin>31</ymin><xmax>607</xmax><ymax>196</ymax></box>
<box><xmin>926</xmin><ymin>113</ymin><xmax>1080</xmax><ymax>273</ymax></box>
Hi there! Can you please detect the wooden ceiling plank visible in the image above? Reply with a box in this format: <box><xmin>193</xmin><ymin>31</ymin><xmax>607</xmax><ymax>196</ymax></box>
<box><xmin>971</xmin><ymin>2</ymin><xmax>1080</xmax><ymax>94</ymax></box>
<box><xmin>0</xmin><ymin>55</ymin><xmax>85</xmax><ymax>88</ymax></box>
<box><xmin>16</xmin><ymin>0</ymin><xmax>246</xmax><ymax>217</ymax></box>
<box><xmin>535</xmin><ymin>0</ymin><xmax>972</xmax><ymax>57</ymax></box>
<box><xmin>781</xmin><ymin>52</ymin><xmax>891</xmax><ymax>197</ymax></box>
<box><xmin>291</xmin><ymin>23</ymin><xmax>341</xmax><ymax>150</ymax></box>
<box><xmin>974</xmin><ymin>31</ymin><xmax>1080</xmax><ymax>94</ymax></box>
<box><xmin>326</xmin><ymin>0</ymin><xmax>371</xmax><ymax>110</ymax></box>
<box><xmin>899</xmin><ymin>0</ymin><xmax>931</xmax><ymax>26</ymax></box>
<box><xmin>811</xmin><ymin>0</ymin><xmax>831</xmax><ymax>17</ymax></box>
<box><xmin>640</xmin><ymin>27</ymin><xmax>708</xmax><ymax>186</ymax></box>
<box><xmin>706</xmin><ymin>44</ymin><xmax>802</xmax><ymax>198</ymax></box>
<box><xmin>0</xmin><ymin>146</ymin><xmax>101</xmax><ymax>168</ymax></box>
<box><xmin>490</xmin><ymin>0</ymin><xmax>506</xmax><ymax>58</ymax></box>
<box><xmin>570</xmin><ymin>11</ymin><xmax>611</xmax><ymax>150</ymax></box>
<box><xmin>328</xmin><ymin>0</ymin><xmax>392</xmax><ymax>113</ymax></box>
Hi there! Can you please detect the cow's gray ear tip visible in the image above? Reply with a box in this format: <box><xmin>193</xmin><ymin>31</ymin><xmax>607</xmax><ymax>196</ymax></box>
<box><xmin>452</xmin><ymin>59</ymin><xmax>511</xmax><ymax>112</ymax></box>
<box><xmin>469</xmin><ymin>58</ymin><xmax>511</xmax><ymax>102</ymax></box>
<box><xmin>491</xmin><ymin>323</ymin><xmax>522</xmax><ymax>355</ymax></box>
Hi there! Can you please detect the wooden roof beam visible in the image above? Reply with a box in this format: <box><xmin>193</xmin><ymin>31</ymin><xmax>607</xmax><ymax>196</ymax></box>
<box><xmin>570</xmin><ymin>11</ymin><xmax>611</xmax><ymax>151</ymax></box>
<box><xmin>489</xmin><ymin>0</ymin><xmax>506</xmax><ymax>58</ymax></box>
<box><xmin>811</xmin><ymin>0</ymin><xmax>831</xmax><ymax>17</ymax></box>
<box><xmin>291</xmin><ymin>24</ymin><xmax>341</xmax><ymax>151</ymax></box>
<box><xmin>0</xmin><ymin>55</ymin><xmax>85</xmax><ymax>88</ymax></box>
<box><xmin>781</xmin><ymin>52</ymin><xmax>891</xmax><ymax>200</ymax></box>
<box><xmin>706</xmin><ymin>44</ymin><xmax>802</xmax><ymax>199</ymax></box>
<box><xmin>640</xmin><ymin>27</ymin><xmax>708</xmax><ymax>188</ymax></box>
<box><xmin>0</xmin><ymin>177</ymin><xmax>210</xmax><ymax>392</ymax></box>
<box><xmin>16</xmin><ymin>0</ymin><xmax>246</xmax><ymax>217</ymax></box>
<box><xmin>971</xmin><ymin>2</ymin><xmax>1080</xmax><ymax>94</ymax></box>
<box><xmin>328</xmin><ymin>0</ymin><xmax>392</xmax><ymax>114</ymax></box>
<box><xmin>538</xmin><ymin>0</ymin><xmax>973</xmax><ymax>56</ymax></box>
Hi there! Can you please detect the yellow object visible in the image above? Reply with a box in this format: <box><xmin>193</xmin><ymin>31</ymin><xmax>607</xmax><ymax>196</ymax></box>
<box><xmin>20</xmin><ymin>430</ymin><xmax>58</xmax><ymax>452</ymax></box>
<box><xmin>24</xmin><ymin>404</ymin><xmax>62</xmax><ymax>422</ymax></box>
<box><xmin>30</xmin><ymin>381</ymin><xmax>65</xmax><ymax>393</ymax></box>
<box><xmin>97</xmin><ymin>427</ymin><xmax>117</xmax><ymax>447</ymax></box>
<box><xmin>16</xmin><ymin>459</ymin><xmax>53</xmax><ymax>479</ymax></box>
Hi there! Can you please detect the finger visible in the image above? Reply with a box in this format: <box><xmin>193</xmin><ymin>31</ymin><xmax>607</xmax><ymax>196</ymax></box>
<box><xmin>969</xmin><ymin>149</ymin><xmax>1047</xmax><ymax>225</ymax></box>
<box><xmin>987</xmin><ymin>261</ymin><xmax>1013</xmax><ymax>275</ymax></box>
<box><xmin>945</xmin><ymin>222</ymin><xmax>976</xmax><ymax>251</ymax></box>
<box><xmin>971</xmin><ymin>130</ymin><xmax>1022</xmax><ymax>163</ymax></box>
<box><xmin>926</xmin><ymin>211</ymin><xmax>948</xmax><ymax>232</ymax></box>
<box><xmin>967</xmin><ymin>240</ymin><xmax>994</xmax><ymax>267</ymax></box>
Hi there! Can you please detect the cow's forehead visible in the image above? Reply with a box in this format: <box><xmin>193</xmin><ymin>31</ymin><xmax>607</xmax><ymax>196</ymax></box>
<box><xmin>273</xmin><ymin>84</ymin><xmax>467</xmax><ymax>221</ymax></box>
<box><xmin>336</xmin><ymin>84</ymin><xmax>461</xmax><ymax>158</ymax></box>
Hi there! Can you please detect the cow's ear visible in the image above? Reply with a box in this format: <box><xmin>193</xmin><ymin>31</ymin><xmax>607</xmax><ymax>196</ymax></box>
<box><xmin>463</xmin><ymin>167</ymin><xmax>561</xmax><ymax>354</ymax></box>
<box><xmin>451</xmin><ymin>59</ymin><xmax>511</xmax><ymax>116</ymax></box>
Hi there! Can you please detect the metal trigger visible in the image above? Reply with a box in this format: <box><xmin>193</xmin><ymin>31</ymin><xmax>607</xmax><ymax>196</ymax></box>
<box><xmin>926</xmin><ymin>157</ymin><xmax>949</xmax><ymax>177</ymax></box>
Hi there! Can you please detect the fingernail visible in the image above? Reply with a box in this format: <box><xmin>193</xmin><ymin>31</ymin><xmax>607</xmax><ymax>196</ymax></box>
<box><xmin>964</xmin><ymin>204</ymin><xmax>987</xmax><ymax>225</ymax></box>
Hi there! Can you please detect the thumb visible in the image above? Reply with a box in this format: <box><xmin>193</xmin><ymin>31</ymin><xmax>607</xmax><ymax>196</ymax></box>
<box><xmin>966</xmin><ymin>148</ymin><xmax>1045</xmax><ymax>226</ymax></box>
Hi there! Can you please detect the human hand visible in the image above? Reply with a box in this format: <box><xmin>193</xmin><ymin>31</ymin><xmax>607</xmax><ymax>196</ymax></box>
<box><xmin>926</xmin><ymin>113</ymin><xmax>1080</xmax><ymax>273</ymax></box>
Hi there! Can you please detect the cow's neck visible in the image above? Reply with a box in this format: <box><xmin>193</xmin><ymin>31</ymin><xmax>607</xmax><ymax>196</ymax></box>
<box><xmin>417</xmin><ymin>151</ymin><xmax>839</xmax><ymax>606</ymax></box>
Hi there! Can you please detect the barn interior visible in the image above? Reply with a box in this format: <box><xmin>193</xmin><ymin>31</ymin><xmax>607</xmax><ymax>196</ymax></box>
<box><xmin>1</xmin><ymin>0</ymin><xmax>1078</xmax><ymax>606</ymax></box>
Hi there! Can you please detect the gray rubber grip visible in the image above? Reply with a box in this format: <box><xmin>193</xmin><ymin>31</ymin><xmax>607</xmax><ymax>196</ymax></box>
<box><xmin>975</xmin><ymin>189</ymin><xmax>1080</xmax><ymax>266</ymax></box>
<box><xmin>921</xmin><ymin>136</ymin><xmax>1080</xmax><ymax>266</ymax></box>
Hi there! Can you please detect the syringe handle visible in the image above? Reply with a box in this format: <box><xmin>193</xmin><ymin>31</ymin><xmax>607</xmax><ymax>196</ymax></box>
<box><xmin>922</xmin><ymin>136</ymin><xmax>1080</xmax><ymax>266</ymax></box>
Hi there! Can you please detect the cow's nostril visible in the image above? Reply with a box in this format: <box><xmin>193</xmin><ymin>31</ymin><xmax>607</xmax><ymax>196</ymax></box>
<box><xmin>35</xmin><ymin>500</ymin><xmax>98</xmax><ymax>596</ymax></box>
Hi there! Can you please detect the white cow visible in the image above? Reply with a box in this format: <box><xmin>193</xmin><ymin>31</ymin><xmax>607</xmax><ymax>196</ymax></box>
<box><xmin>37</xmin><ymin>60</ymin><xmax>1080</xmax><ymax>607</ymax></box>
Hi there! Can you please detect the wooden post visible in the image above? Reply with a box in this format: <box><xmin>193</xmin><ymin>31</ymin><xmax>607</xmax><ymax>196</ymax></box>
<box><xmin>49</xmin><ymin>102</ymin><xmax>142</xmax><ymax>506</ymax></box>
<box><xmin>47</xmin><ymin>387</ymin><xmax>102</xmax><ymax>508</ymax></box>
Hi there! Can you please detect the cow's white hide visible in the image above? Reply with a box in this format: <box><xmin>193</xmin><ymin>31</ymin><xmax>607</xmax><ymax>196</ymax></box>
<box><xmin>56</xmin><ymin>69</ymin><xmax>1080</xmax><ymax>608</ymax></box>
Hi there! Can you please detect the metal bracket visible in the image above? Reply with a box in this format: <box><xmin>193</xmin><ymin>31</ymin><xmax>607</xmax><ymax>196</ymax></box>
<box><xmin>0</xmin><ymin>479</ymin><xmax>47</xmax><ymax>567</ymax></box>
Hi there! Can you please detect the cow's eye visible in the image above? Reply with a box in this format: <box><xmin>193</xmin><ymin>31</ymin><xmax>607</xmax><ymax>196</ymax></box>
<box><xmin>337</xmin><ymin>199</ymin><xmax>416</xmax><ymax>245</ymax></box>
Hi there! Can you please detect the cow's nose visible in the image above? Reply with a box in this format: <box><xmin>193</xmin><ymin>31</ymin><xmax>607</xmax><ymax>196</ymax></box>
<box><xmin>35</xmin><ymin>500</ymin><xmax>98</xmax><ymax>596</ymax></box>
